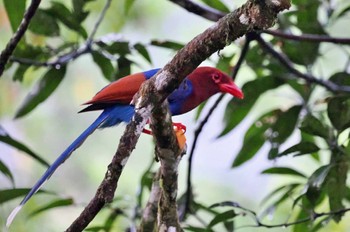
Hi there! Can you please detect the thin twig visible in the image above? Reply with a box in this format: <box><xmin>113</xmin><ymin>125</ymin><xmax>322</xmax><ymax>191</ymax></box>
<box><xmin>180</xmin><ymin>94</ymin><xmax>225</xmax><ymax>221</ymax></box>
<box><xmin>212</xmin><ymin>201</ymin><xmax>350</xmax><ymax>230</ymax></box>
<box><xmin>87</xmin><ymin>0</ymin><xmax>112</xmax><ymax>44</ymax></box>
<box><xmin>0</xmin><ymin>0</ymin><xmax>42</xmax><ymax>76</ymax></box>
<box><xmin>169</xmin><ymin>0</ymin><xmax>225</xmax><ymax>21</ymax></box>
<box><xmin>255</xmin><ymin>33</ymin><xmax>350</xmax><ymax>93</ymax></box>
<box><xmin>263</xmin><ymin>29</ymin><xmax>350</xmax><ymax>44</ymax></box>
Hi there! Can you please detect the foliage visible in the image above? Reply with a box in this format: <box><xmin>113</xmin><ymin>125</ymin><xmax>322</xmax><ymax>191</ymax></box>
<box><xmin>1</xmin><ymin>0</ymin><xmax>350</xmax><ymax>231</ymax></box>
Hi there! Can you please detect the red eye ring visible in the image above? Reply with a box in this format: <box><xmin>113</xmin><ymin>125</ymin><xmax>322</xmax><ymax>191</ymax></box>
<box><xmin>212</xmin><ymin>74</ymin><xmax>221</xmax><ymax>83</ymax></box>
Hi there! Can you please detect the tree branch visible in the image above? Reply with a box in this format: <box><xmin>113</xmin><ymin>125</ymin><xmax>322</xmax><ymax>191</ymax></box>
<box><xmin>254</xmin><ymin>33</ymin><xmax>350</xmax><ymax>93</ymax></box>
<box><xmin>138</xmin><ymin>170</ymin><xmax>161</xmax><ymax>232</ymax></box>
<box><xmin>66</xmin><ymin>1</ymin><xmax>290</xmax><ymax>230</ymax></box>
<box><xmin>263</xmin><ymin>29</ymin><xmax>350</xmax><ymax>44</ymax></box>
<box><xmin>150</xmin><ymin>100</ymin><xmax>184</xmax><ymax>231</ymax></box>
<box><xmin>169</xmin><ymin>0</ymin><xmax>225</xmax><ymax>21</ymax></box>
<box><xmin>0</xmin><ymin>0</ymin><xmax>41</xmax><ymax>77</ymax></box>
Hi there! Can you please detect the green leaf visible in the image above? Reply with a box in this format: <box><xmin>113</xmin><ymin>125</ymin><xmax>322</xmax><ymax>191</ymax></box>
<box><xmin>150</xmin><ymin>40</ymin><xmax>184</xmax><ymax>51</ymax></box>
<box><xmin>0</xmin><ymin>126</ymin><xmax>49</xmax><ymax>167</ymax></box>
<box><xmin>270</xmin><ymin>105</ymin><xmax>302</xmax><ymax>144</ymax></box>
<box><xmin>4</xmin><ymin>0</ymin><xmax>26</xmax><ymax>32</ymax></box>
<box><xmin>13</xmin><ymin>64</ymin><xmax>30</xmax><ymax>82</ymax></box>
<box><xmin>91</xmin><ymin>51</ymin><xmax>114</xmax><ymax>81</ymax></box>
<box><xmin>0</xmin><ymin>160</ymin><xmax>14</xmax><ymax>184</ymax></box>
<box><xmin>15</xmin><ymin>66</ymin><xmax>67</xmax><ymax>118</ymax></box>
<box><xmin>28</xmin><ymin>9</ymin><xmax>60</xmax><ymax>36</ymax></box>
<box><xmin>327</xmin><ymin>96</ymin><xmax>350</xmax><ymax>132</ymax></box>
<box><xmin>102</xmin><ymin>41</ymin><xmax>131</xmax><ymax>56</ymax></box>
<box><xmin>261</xmin><ymin>167</ymin><xmax>306</xmax><ymax>178</ymax></box>
<box><xmin>220</xmin><ymin>76</ymin><xmax>284</xmax><ymax>136</ymax></box>
<box><xmin>29</xmin><ymin>198</ymin><xmax>74</xmax><ymax>217</ymax></box>
<box><xmin>278</xmin><ymin>141</ymin><xmax>320</xmax><ymax>157</ymax></box>
<box><xmin>232</xmin><ymin>110</ymin><xmax>278</xmax><ymax>167</ymax></box>
<box><xmin>305</xmin><ymin>165</ymin><xmax>331</xmax><ymax>206</ymax></box>
<box><xmin>134</xmin><ymin>43</ymin><xmax>152</xmax><ymax>64</ymax></box>
<box><xmin>326</xmin><ymin>151</ymin><xmax>349</xmax><ymax>222</ymax></box>
<box><xmin>72</xmin><ymin>0</ymin><xmax>91</xmax><ymax>23</ymax></box>
<box><xmin>268</xmin><ymin>105</ymin><xmax>302</xmax><ymax>159</ymax></box>
<box><xmin>200</xmin><ymin>0</ymin><xmax>230</xmax><ymax>13</ymax></box>
<box><xmin>299</xmin><ymin>114</ymin><xmax>329</xmax><ymax>139</ymax></box>
<box><xmin>46</xmin><ymin>2</ymin><xmax>87</xmax><ymax>38</ymax></box>
<box><xmin>208</xmin><ymin>210</ymin><xmax>236</xmax><ymax>228</ymax></box>
<box><xmin>0</xmin><ymin>188</ymin><xmax>47</xmax><ymax>204</ymax></box>
<box><xmin>184</xmin><ymin>227</ymin><xmax>212</xmax><ymax>232</ymax></box>
<box><xmin>329</xmin><ymin>72</ymin><xmax>350</xmax><ymax>87</ymax></box>
<box><xmin>115</xmin><ymin>56</ymin><xmax>132</xmax><ymax>80</ymax></box>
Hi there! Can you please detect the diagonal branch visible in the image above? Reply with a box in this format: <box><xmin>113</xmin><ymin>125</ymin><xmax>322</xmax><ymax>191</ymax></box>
<box><xmin>263</xmin><ymin>29</ymin><xmax>350</xmax><ymax>44</ymax></box>
<box><xmin>254</xmin><ymin>33</ymin><xmax>350</xmax><ymax>92</ymax></box>
<box><xmin>169</xmin><ymin>0</ymin><xmax>225</xmax><ymax>21</ymax></box>
<box><xmin>66</xmin><ymin>1</ymin><xmax>291</xmax><ymax>231</ymax></box>
<box><xmin>0</xmin><ymin>0</ymin><xmax>41</xmax><ymax>77</ymax></box>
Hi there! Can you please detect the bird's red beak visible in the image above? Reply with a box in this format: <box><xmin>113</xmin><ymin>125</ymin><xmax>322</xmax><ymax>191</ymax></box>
<box><xmin>219</xmin><ymin>82</ymin><xmax>244</xmax><ymax>99</ymax></box>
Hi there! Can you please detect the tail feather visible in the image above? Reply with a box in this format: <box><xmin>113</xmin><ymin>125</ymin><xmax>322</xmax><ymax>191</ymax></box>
<box><xmin>6</xmin><ymin>110</ymin><xmax>111</xmax><ymax>228</ymax></box>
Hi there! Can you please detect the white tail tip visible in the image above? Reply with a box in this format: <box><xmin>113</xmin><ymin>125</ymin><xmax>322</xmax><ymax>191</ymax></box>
<box><xmin>6</xmin><ymin>205</ymin><xmax>23</xmax><ymax>228</ymax></box>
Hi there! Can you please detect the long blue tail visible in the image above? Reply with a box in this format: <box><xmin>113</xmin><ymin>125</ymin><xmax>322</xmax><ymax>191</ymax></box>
<box><xmin>7</xmin><ymin>108</ymin><xmax>117</xmax><ymax>227</ymax></box>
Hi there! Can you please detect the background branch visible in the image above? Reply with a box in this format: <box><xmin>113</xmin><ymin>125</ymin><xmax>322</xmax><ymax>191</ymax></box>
<box><xmin>0</xmin><ymin>0</ymin><xmax>41</xmax><ymax>76</ymax></box>
<box><xmin>254</xmin><ymin>33</ymin><xmax>350</xmax><ymax>92</ymax></box>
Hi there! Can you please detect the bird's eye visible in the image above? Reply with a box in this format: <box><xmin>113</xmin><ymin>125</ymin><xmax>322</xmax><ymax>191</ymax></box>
<box><xmin>212</xmin><ymin>74</ymin><xmax>221</xmax><ymax>83</ymax></box>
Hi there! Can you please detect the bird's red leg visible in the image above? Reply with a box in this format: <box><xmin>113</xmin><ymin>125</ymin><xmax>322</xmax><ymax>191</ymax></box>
<box><xmin>142</xmin><ymin>128</ymin><xmax>152</xmax><ymax>135</ymax></box>
<box><xmin>142</xmin><ymin>123</ymin><xmax>187</xmax><ymax>150</ymax></box>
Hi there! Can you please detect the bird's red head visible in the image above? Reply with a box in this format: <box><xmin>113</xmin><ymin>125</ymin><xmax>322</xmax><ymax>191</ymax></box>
<box><xmin>189</xmin><ymin>67</ymin><xmax>244</xmax><ymax>99</ymax></box>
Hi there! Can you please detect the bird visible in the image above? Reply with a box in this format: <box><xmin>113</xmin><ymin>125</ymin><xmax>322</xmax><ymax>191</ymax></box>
<box><xmin>6</xmin><ymin>66</ymin><xmax>243</xmax><ymax>227</ymax></box>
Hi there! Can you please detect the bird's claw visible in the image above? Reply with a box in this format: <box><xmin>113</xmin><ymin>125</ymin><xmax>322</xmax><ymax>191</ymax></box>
<box><xmin>173</xmin><ymin>122</ymin><xmax>186</xmax><ymax>134</ymax></box>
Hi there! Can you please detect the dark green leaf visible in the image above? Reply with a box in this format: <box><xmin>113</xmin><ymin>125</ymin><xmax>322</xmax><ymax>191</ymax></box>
<box><xmin>115</xmin><ymin>56</ymin><xmax>132</xmax><ymax>80</ymax></box>
<box><xmin>102</xmin><ymin>41</ymin><xmax>131</xmax><ymax>56</ymax></box>
<box><xmin>299</xmin><ymin>114</ymin><xmax>329</xmax><ymax>139</ymax></box>
<box><xmin>0</xmin><ymin>188</ymin><xmax>47</xmax><ymax>204</ymax></box>
<box><xmin>0</xmin><ymin>126</ymin><xmax>49</xmax><ymax>167</ymax></box>
<box><xmin>150</xmin><ymin>40</ymin><xmax>184</xmax><ymax>51</ymax></box>
<box><xmin>261</xmin><ymin>167</ymin><xmax>306</xmax><ymax>178</ymax></box>
<box><xmin>232</xmin><ymin>110</ymin><xmax>278</xmax><ymax>167</ymax></box>
<box><xmin>270</xmin><ymin>105</ymin><xmax>302</xmax><ymax>144</ymax></box>
<box><xmin>184</xmin><ymin>226</ymin><xmax>212</xmax><ymax>232</ymax></box>
<box><xmin>220</xmin><ymin>76</ymin><xmax>284</xmax><ymax>136</ymax></box>
<box><xmin>72</xmin><ymin>0</ymin><xmax>91</xmax><ymax>23</ymax></box>
<box><xmin>208</xmin><ymin>210</ymin><xmax>236</xmax><ymax>228</ymax></box>
<box><xmin>280</xmin><ymin>1</ymin><xmax>325</xmax><ymax>65</ymax></box>
<box><xmin>28</xmin><ymin>9</ymin><xmax>60</xmax><ymax>36</ymax></box>
<box><xmin>4</xmin><ymin>0</ymin><xmax>26</xmax><ymax>32</ymax></box>
<box><xmin>29</xmin><ymin>198</ymin><xmax>74</xmax><ymax>217</ymax></box>
<box><xmin>15</xmin><ymin>66</ymin><xmax>67</xmax><ymax>118</ymax></box>
<box><xmin>278</xmin><ymin>141</ymin><xmax>320</xmax><ymax>157</ymax></box>
<box><xmin>305</xmin><ymin>165</ymin><xmax>331</xmax><ymax>206</ymax></box>
<box><xmin>46</xmin><ymin>2</ymin><xmax>87</xmax><ymax>38</ymax></box>
<box><xmin>216</xmin><ymin>55</ymin><xmax>233</xmax><ymax>75</ymax></box>
<box><xmin>200</xmin><ymin>0</ymin><xmax>230</xmax><ymax>13</ymax></box>
<box><xmin>0</xmin><ymin>160</ymin><xmax>14</xmax><ymax>184</ymax></box>
<box><xmin>329</xmin><ymin>72</ymin><xmax>350</xmax><ymax>87</ymax></box>
<box><xmin>13</xmin><ymin>64</ymin><xmax>30</xmax><ymax>82</ymax></box>
<box><xmin>326</xmin><ymin>151</ymin><xmax>349</xmax><ymax>222</ymax></box>
<box><xmin>134</xmin><ymin>43</ymin><xmax>152</xmax><ymax>63</ymax></box>
<box><xmin>327</xmin><ymin>96</ymin><xmax>350</xmax><ymax>132</ymax></box>
<box><xmin>91</xmin><ymin>51</ymin><xmax>114</xmax><ymax>81</ymax></box>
